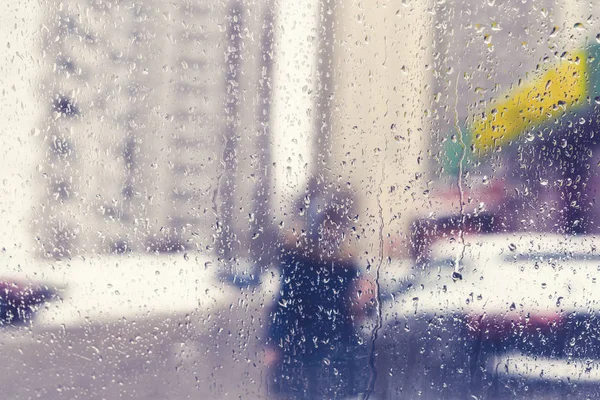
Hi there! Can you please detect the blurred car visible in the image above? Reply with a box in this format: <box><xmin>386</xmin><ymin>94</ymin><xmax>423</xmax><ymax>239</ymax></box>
<box><xmin>376</xmin><ymin>233</ymin><xmax>600</xmax><ymax>399</ymax></box>
<box><xmin>0</xmin><ymin>280</ymin><xmax>57</xmax><ymax>325</ymax></box>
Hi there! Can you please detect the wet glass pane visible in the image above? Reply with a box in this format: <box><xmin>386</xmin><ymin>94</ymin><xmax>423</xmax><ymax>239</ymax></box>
<box><xmin>2</xmin><ymin>0</ymin><xmax>600</xmax><ymax>399</ymax></box>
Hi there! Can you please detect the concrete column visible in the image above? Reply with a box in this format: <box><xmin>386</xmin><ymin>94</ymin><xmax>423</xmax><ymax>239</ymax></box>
<box><xmin>331</xmin><ymin>1</ymin><xmax>434</xmax><ymax>258</ymax></box>
<box><xmin>270</xmin><ymin>1</ymin><xmax>320</xmax><ymax>222</ymax></box>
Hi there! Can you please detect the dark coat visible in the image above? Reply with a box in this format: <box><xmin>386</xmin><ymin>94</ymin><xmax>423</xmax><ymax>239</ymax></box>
<box><xmin>267</xmin><ymin>250</ymin><xmax>369</xmax><ymax>399</ymax></box>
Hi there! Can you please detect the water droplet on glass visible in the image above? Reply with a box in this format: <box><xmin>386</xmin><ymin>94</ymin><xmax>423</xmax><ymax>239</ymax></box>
<box><xmin>525</xmin><ymin>132</ymin><xmax>535</xmax><ymax>142</ymax></box>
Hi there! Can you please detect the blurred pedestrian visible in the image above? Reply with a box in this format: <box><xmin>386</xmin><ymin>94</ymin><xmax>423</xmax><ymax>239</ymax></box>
<box><xmin>264</xmin><ymin>182</ymin><xmax>374</xmax><ymax>399</ymax></box>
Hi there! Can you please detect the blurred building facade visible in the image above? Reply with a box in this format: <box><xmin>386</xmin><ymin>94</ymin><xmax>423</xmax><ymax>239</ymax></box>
<box><xmin>29</xmin><ymin>0</ymin><xmax>598</xmax><ymax>261</ymax></box>
<box><xmin>325</xmin><ymin>0</ymin><xmax>594</xmax><ymax>257</ymax></box>
<box><xmin>35</xmin><ymin>1</ymin><xmax>274</xmax><ymax>260</ymax></box>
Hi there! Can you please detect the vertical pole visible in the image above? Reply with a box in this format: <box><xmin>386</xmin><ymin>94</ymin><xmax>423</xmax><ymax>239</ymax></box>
<box><xmin>310</xmin><ymin>0</ymin><xmax>335</xmax><ymax>182</ymax></box>
<box><xmin>249</xmin><ymin>0</ymin><xmax>276</xmax><ymax>271</ymax></box>
<box><xmin>219</xmin><ymin>1</ymin><xmax>243</xmax><ymax>270</ymax></box>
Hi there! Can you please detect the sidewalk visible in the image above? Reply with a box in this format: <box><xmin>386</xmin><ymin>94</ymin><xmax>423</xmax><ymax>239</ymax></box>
<box><xmin>0</xmin><ymin>253</ymin><xmax>279</xmax><ymax>399</ymax></box>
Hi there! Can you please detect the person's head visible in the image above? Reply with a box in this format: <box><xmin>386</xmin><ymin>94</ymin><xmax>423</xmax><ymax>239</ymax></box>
<box><xmin>290</xmin><ymin>179</ymin><xmax>356</xmax><ymax>259</ymax></box>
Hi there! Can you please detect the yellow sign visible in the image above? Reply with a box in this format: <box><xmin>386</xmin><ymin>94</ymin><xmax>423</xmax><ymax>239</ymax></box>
<box><xmin>472</xmin><ymin>50</ymin><xmax>588</xmax><ymax>152</ymax></box>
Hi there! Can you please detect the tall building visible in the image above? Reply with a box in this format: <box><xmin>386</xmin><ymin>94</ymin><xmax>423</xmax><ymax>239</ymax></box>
<box><xmin>35</xmin><ymin>1</ymin><xmax>274</xmax><ymax>260</ymax></box>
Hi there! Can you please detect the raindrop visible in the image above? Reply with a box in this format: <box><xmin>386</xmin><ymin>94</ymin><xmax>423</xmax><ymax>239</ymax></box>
<box><xmin>525</xmin><ymin>132</ymin><xmax>535</xmax><ymax>142</ymax></box>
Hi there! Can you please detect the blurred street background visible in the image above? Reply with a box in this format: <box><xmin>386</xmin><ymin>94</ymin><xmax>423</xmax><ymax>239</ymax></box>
<box><xmin>2</xmin><ymin>0</ymin><xmax>600</xmax><ymax>398</ymax></box>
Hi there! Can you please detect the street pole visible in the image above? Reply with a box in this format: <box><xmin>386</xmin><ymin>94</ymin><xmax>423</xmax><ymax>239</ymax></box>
<box><xmin>219</xmin><ymin>0</ymin><xmax>243</xmax><ymax>272</ymax></box>
<box><xmin>249</xmin><ymin>0</ymin><xmax>277</xmax><ymax>273</ymax></box>
<box><xmin>310</xmin><ymin>0</ymin><xmax>335</xmax><ymax>184</ymax></box>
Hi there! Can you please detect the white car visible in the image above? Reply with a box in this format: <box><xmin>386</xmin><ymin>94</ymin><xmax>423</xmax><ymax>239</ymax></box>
<box><xmin>376</xmin><ymin>233</ymin><xmax>600</xmax><ymax>399</ymax></box>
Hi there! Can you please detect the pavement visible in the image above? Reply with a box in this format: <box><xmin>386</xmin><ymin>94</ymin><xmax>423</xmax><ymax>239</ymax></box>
<box><xmin>0</xmin><ymin>252</ymin><xmax>279</xmax><ymax>399</ymax></box>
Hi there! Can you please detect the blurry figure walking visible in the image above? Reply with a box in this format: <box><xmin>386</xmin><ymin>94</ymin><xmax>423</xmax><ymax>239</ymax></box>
<box><xmin>264</xmin><ymin>182</ymin><xmax>374</xmax><ymax>399</ymax></box>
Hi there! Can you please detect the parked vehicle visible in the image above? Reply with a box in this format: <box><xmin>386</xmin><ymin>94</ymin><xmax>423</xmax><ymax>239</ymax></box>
<box><xmin>376</xmin><ymin>233</ymin><xmax>600</xmax><ymax>399</ymax></box>
<box><xmin>0</xmin><ymin>280</ymin><xmax>57</xmax><ymax>325</ymax></box>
